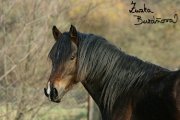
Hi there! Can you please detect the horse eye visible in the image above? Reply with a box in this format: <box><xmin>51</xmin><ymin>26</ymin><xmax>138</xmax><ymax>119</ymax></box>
<box><xmin>70</xmin><ymin>56</ymin><xmax>75</xmax><ymax>60</ymax></box>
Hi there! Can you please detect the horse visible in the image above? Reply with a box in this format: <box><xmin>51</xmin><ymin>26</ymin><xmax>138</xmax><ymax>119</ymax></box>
<box><xmin>44</xmin><ymin>25</ymin><xmax>180</xmax><ymax>120</ymax></box>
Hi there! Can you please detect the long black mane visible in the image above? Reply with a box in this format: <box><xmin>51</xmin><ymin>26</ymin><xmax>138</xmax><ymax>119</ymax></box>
<box><xmin>76</xmin><ymin>32</ymin><xmax>175</xmax><ymax>117</ymax></box>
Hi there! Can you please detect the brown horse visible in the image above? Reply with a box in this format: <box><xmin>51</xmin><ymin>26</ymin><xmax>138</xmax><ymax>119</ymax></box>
<box><xmin>44</xmin><ymin>25</ymin><xmax>180</xmax><ymax>120</ymax></box>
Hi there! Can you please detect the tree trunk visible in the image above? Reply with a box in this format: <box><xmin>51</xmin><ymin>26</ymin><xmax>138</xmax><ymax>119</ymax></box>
<box><xmin>88</xmin><ymin>95</ymin><xmax>101</xmax><ymax>120</ymax></box>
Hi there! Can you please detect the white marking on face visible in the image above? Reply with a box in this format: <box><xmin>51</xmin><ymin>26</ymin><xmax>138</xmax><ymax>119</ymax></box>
<box><xmin>47</xmin><ymin>81</ymin><xmax>51</xmax><ymax>95</ymax></box>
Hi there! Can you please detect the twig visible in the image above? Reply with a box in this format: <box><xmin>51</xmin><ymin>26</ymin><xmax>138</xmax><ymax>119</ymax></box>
<box><xmin>0</xmin><ymin>45</ymin><xmax>38</xmax><ymax>82</ymax></box>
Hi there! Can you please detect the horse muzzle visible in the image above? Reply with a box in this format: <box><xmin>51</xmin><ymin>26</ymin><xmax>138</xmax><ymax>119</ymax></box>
<box><xmin>44</xmin><ymin>87</ymin><xmax>61</xmax><ymax>103</ymax></box>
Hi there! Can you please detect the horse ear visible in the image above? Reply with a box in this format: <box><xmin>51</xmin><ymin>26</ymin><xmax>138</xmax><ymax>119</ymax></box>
<box><xmin>52</xmin><ymin>25</ymin><xmax>62</xmax><ymax>41</ymax></box>
<box><xmin>69</xmin><ymin>25</ymin><xmax>78</xmax><ymax>46</ymax></box>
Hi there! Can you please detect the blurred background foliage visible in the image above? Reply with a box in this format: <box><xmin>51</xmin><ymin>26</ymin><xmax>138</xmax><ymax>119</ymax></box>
<box><xmin>0</xmin><ymin>0</ymin><xmax>179</xmax><ymax>120</ymax></box>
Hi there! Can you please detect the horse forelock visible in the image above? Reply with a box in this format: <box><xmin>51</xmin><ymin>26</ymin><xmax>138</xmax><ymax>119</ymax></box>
<box><xmin>48</xmin><ymin>32</ymin><xmax>72</xmax><ymax>67</ymax></box>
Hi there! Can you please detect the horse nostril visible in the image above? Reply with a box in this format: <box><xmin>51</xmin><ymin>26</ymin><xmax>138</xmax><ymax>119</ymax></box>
<box><xmin>44</xmin><ymin>88</ymin><xmax>49</xmax><ymax>97</ymax></box>
<box><xmin>50</xmin><ymin>87</ymin><xmax>58</xmax><ymax>101</ymax></box>
<box><xmin>53</xmin><ymin>87</ymin><xmax>58</xmax><ymax>98</ymax></box>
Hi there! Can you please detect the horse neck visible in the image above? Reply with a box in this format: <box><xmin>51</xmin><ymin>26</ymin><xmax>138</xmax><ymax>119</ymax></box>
<box><xmin>77</xmin><ymin>33</ymin><xmax>111</xmax><ymax>116</ymax></box>
<box><xmin>81</xmin><ymin>79</ymin><xmax>108</xmax><ymax>119</ymax></box>
<box><xmin>77</xmin><ymin>33</ymin><xmax>168</xmax><ymax>119</ymax></box>
<box><xmin>81</xmin><ymin>79</ymin><xmax>104</xmax><ymax>105</ymax></box>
